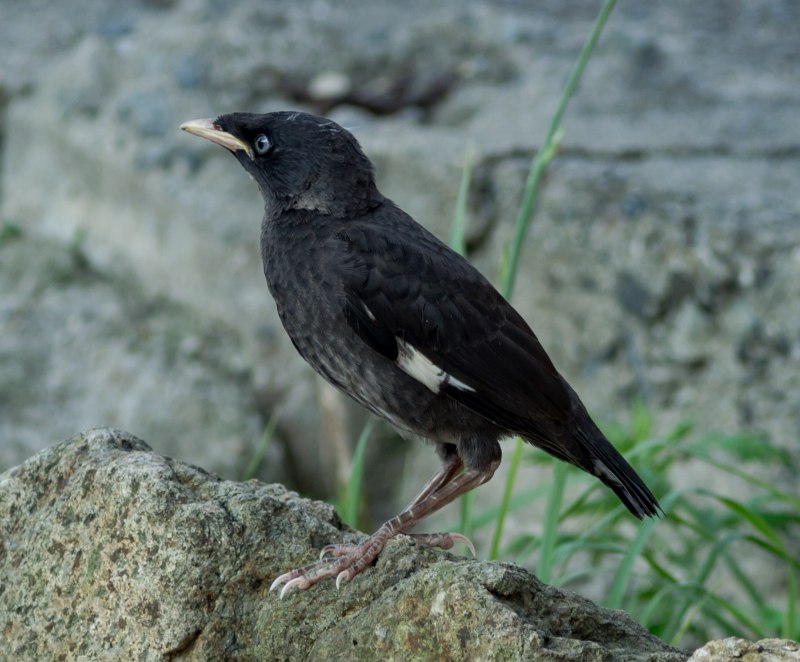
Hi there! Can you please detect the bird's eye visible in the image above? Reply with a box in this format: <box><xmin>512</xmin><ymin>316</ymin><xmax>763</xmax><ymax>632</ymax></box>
<box><xmin>254</xmin><ymin>134</ymin><xmax>271</xmax><ymax>155</ymax></box>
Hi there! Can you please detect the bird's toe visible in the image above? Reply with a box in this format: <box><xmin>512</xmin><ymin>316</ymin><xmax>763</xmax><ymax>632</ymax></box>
<box><xmin>406</xmin><ymin>531</ymin><xmax>476</xmax><ymax>557</ymax></box>
<box><xmin>319</xmin><ymin>543</ymin><xmax>351</xmax><ymax>559</ymax></box>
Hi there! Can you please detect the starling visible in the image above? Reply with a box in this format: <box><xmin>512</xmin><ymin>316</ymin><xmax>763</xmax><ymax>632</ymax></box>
<box><xmin>181</xmin><ymin>111</ymin><xmax>660</xmax><ymax>597</ymax></box>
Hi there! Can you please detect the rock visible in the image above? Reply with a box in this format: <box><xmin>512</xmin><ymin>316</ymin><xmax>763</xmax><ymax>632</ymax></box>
<box><xmin>0</xmin><ymin>233</ymin><xmax>285</xmax><ymax>484</ymax></box>
<box><xmin>0</xmin><ymin>429</ymin><xmax>689</xmax><ymax>661</ymax></box>
<box><xmin>116</xmin><ymin>90</ymin><xmax>173</xmax><ymax>138</ymax></box>
<box><xmin>688</xmin><ymin>638</ymin><xmax>800</xmax><ymax>662</ymax></box>
<box><xmin>175</xmin><ymin>54</ymin><xmax>210</xmax><ymax>90</ymax></box>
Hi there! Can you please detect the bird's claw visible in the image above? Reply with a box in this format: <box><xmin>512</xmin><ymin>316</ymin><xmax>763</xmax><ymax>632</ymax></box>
<box><xmin>319</xmin><ymin>543</ymin><xmax>347</xmax><ymax>560</ymax></box>
<box><xmin>279</xmin><ymin>576</ymin><xmax>310</xmax><ymax>599</ymax></box>
<box><xmin>449</xmin><ymin>533</ymin><xmax>477</xmax><ymax>557</ymax></box>
<box><xmin>269</xmin><ymin>573</ymin><xmax>290</xmax><ymax>594</ymax></box>
<box><xmin>335</xmin><ymin>570</ymin><xmax>352</xmax><ymax>590</ymax></box>
<box><xmin>271</xmin><ymin>530</ymin><xmax>476</xmax><ymax>598</ymax></box>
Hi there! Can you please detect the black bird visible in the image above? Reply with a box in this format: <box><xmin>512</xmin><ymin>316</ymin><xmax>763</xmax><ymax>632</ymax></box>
<box><xmin>181</xmin><ymin>111</ymin><xmax>660</xmax><ymax>597</ymax></box>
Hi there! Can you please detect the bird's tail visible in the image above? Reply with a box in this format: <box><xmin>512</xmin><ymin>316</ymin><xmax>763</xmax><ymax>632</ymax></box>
<box><xmin>569</xmin><ymin>415</ymin><xmax>662</xmax><ymax>520</ymax></box>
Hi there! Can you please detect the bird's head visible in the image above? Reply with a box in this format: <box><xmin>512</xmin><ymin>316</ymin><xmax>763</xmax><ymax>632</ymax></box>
<box><xmin>181</xmin><ymin>111</ymin><xmax>382</xmax><ymax>218</ymax></box>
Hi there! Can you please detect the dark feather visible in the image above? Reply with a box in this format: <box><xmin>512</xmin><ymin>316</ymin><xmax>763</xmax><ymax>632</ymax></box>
<box><xmin>333</xmin><ymin>204</ymin><xmax>571</xmax><ymax>428</ymax></box>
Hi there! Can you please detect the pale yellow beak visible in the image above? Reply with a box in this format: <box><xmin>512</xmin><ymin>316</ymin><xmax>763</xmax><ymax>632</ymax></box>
<box><xmin>180</xmin><ymin>118</ymin><xmax>254</xmax><ymax>160</ymax></box>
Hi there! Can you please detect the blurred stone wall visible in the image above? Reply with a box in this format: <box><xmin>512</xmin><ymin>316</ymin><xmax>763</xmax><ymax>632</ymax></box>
<box><xmin>1</xmin><ymin>1</ymin><xmax>798</xmax><ymax>509</ymax></box>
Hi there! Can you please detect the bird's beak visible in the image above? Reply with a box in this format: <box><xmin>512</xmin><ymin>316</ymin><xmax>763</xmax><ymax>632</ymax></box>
<box><xmin>180</xmin><ymin>118</ymin><xmax>254</xmax><ymax>160</ymax></box>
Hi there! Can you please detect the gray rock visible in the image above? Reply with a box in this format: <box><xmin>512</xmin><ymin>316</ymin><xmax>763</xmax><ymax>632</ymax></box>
<box><xmin>116</xmin><ymin>90</ymin><xmax>173</xmax><ymax>138</ymax></box>
<box><xmin>95</xmin><ymin>14</ymin><xmax>135</xmax><ymax>39</ymax></box>
<box><xmin>176</xmin><ymin>55</ymin><xmax>210</xmax><ymax>90</ymax></box>
<box><xmin>0</xmin><ymin>429</ymin><xmax>689</xmax><ymax>661</ymax></box>
<box><xmin>0</xmin><ymin>233</ymin><xmax>286</xmax><ymax>484</ymax></box>
<box><xmin>688</xmin><ymin>638</ymin><xmax>800</xmax><ymax>662</ymax></box>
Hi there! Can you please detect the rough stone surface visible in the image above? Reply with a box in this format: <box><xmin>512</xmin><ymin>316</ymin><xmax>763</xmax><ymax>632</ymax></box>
<box><xmin>0</xmin><ymin>429</ymin><xmax>690</xmax><ymax>661</ymax></box>
<box><xmin>688</xmin><ymin>638</ymin><xmax>800</xmax><ymax>662</ymax></box>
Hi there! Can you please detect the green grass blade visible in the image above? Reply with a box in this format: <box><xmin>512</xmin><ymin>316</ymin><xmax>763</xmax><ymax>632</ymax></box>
<box><xmin>489</xmin><ymin>437</ymin><xmax>524</xmax><ymax>560</ymax></box>
<box><xmin>662</xmin><ymin>531</ymin><xmax>744</xmax><ymax>642</ymax></box>
<box><xmin>640</xmin><ymin>583</ymin><xmax>686</xmax><ymax>631</ymax></box>
<box><xmin>449</xmin><ymin>147</ymin><xmax>474</xmax><ymax>257</ymax></box>
<box><xmin>741</xmin><ymin>535</ymin><xmax>800</xmax><ymax>571</ymax></box>
<box><xmin>459</xmin><ymin>490</ymin><xmax>476</xmax><ymax>540</ymax></box>
<box><xmin>713</xmin><ymin>495</ymin><xmax>790</xmax><ymax>544</ymax></box>
<box><xmin>242</xmin><ymin>412</ymin><xmax>279</xmax><ymax>480</ymax></box>
<box><xmin>341</xmin><ymin>419</ymin><xmax>375</xmax><ymax>527</ymax></box>
<box><xmin>492</xmin><ymin>0</ymin><xmax>618</xmax><ymax>568</ymax></box>
<box><xmin>553</xmin><ymin>568</ymin><xmax>599</xmax><ymax>587</ymax></box>
<box><xmin>465</xmin><ymin>485</ymin><xmax>551</xmax><ymax>532</ymax></box>
<box><xmin>606</xmin><ymin>517</ymin><xmax>658</xmax><ymax>609</ymax></box>
<box><xmin>703</xmin><ymin>591</ymin><xmax>770</xmax><ymax>641</ymax></box>
<box><xmin>670</xmin><ymin>586</ymin><xmax>713</xmax><ymax>645</ymax></box>
<box><xmin>786</xmin><ymin>563</ymin><xmax>798</xmax><ymax>640</ymax></box>
<box><xmin>606</xmin><ymin>488</ymin><xmax>686</xmax><ymax>609</ymax></box>
<box><xmin>448</xmin><ymin>149</ymin><xmax>475</xmax><ymax>534</ymax></box>
<box><xmin>538</xmin><ymin>462</ymin><xmax>567</xmax><ymax>583</ymax></box>
<box><xmin>501</xmin><ymin>0</ymin><xmax>617</xmax><ymax>299</ymax></box>
<box><xmin>648</xmin><ymin>582</ymin><xmax>766</xmax><ymax>644</ymax></box>
<box><xmin>689</xmin><ymin>455</ymin><xmax>800</xmax><ymax>508</ymax></box>
<box><xmin>640</xmin><ymin>551</ymin><xmax>681</xmax><ymax>585</ymax></box>
<box><xmin>722</xmin><ymin>549</ymin><xmax>768</xmax><ymax>612</ymax></box>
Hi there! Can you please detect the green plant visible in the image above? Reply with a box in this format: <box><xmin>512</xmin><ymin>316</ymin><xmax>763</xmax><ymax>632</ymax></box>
<box><xmin>335</xmin><ymin>419</ymin><xmax>375</xmax><ymax>528</ymax></box>
<box><xmin>488</xmin><ymin>0</ymin><xmax>618</xmax><ymax>564</ymax></box>
<box><xmin>434</xmin><ymin>0</ymin><xmax>798</xmax><ymax>645</ymax></box>
<box><xmin>242</xmin><ymin>412</ymin><xmax>279</xmax><ymax>481</ymax></box>
<box><xmin>68</xmin><ymin>225</ymin><xmax>92</xmax><ymax>272</ymax></box>
<box><xmin>459</xmin><ymin>405</ymin><xmax>799</xmax><ymax>646</ymax></box>
<box><xmin>0</xmin><ymin>220</ymin><xmax>23</xmax><ymax>245</ymax></box>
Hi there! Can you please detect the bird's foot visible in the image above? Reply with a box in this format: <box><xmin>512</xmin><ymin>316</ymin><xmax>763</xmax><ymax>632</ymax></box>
<box><xmin>269</xmin><ymin>529</ymin><xmax>475</xmax><ymax>598</ymax></box>
<box><xmin>269</xmin><ymin>527</ymin><xmax>392</xmax><ymax>598</ymax></box>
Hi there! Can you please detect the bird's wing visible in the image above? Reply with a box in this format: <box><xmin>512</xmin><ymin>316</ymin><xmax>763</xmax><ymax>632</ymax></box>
<box><xmin>332</xmin><ymin>212</ymin><xmax>572</xmax><ymax>439</ymax></box>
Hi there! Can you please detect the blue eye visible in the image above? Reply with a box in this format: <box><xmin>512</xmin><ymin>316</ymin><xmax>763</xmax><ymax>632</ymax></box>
<box><xmin>254</xmin><ymin>134</ymin><xmax>271</xmax><ymax>155</ymax></box>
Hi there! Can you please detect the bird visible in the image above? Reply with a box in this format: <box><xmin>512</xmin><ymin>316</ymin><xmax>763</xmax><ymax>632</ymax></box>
<box><xmin>180</xmin><ymin>111</ymin><xmax>660</xmax><ymax>597</ymax></box>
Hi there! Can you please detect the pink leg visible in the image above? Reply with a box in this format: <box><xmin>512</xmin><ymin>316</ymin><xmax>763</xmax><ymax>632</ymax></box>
<box><xmin>320</xmin><ymin>451</ymin><xmax>464</xmax><ymax>560</ymax></box>
<box><xmin>270</xmin><ymin>457</ymin><xmax>500</xmax><ymax>598</ymax></box>
<box><xmin>402</xmin><ymin>451</ymin><xmax>464</xmax><ymax>511</ymax></box>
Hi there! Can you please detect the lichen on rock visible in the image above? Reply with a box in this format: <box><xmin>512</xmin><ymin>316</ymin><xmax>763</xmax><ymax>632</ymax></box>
<box><xmin>1</xmin><ymin>429</ymin><xmax>690</xmax><ymax>660</ymax></box>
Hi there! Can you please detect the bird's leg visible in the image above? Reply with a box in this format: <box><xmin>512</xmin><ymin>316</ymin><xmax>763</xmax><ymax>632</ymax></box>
<box><xmin>393</xmin><ymin>451</ymin><xmax>475</xmax><ymax>556</ymax></box>
<box><xmin>321</xmin><ymin>450</ymin><xmax>466</xmax><ymax>559</ymax></box>
<box><xmin>270</xmin><ymin>456</ymin><xmax>500</xmax><ymax>597</ymax></box>
<box><xmin>404</xmin><ymin>450</ymin><xmax>464</xmax><ymax>512</ymax></box>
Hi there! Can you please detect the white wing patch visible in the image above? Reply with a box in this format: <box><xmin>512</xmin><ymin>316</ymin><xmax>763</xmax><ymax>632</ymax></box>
<box><xmin>395</xmin><ymin>339</ymin><xmax>475</xmax><ymax>394</ymax></box>
<box><xmin>362</xmin><ymin>303</ymin><xmax>376</xmax><ymax>321</ymax></box>
<box><xmin>446</xmin><ymin>373</ymin><xmax>475</xmax><ymax>392</ymax></box>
